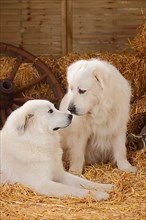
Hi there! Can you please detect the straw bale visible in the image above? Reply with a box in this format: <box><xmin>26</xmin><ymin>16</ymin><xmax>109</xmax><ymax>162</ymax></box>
<box><xmin>129</xmin><ymin>23</ymin><xmax>146</xmax><ymax>58</ymax></box>
<box><xmin>39</xmin><ymin>56</ymin><xmax>65</xmax><ymax>86</ymax></box>
<box><xmin>0</xmin><ymin>149</ymin><xmax>146</xmax><ymax>220</ymax></box>
<box><xmin>128</xmin><ymin>95</ymin><xmax>146</xmax><ymax>134</ymax></box>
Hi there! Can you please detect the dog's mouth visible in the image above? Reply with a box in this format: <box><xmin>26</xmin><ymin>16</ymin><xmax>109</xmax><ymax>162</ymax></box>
<box><xmin>53</xmin><ymin>121</ymin><xmax>72</xmax><ymax>131</ymax></box>
<box><xmin>53</xmin><ymin>127</ymin><xmax>60</xmax><ymax>131</ymax></box>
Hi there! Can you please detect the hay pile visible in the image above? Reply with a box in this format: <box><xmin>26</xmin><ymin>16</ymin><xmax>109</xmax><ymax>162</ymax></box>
<box><xmin>129</xmin><ymin>23</ymin><xmax>146</xmax><ymax>58</ymax></box>
<box><xmin>0</xmin><ymin>149</ymin><xmax>146</xmax><ymax>220</ymax></box>
<box><xmin>0</xmin><ymin>23</ymin><xmax>146</xmax><ymax>219</ymax></box>
<box><xmin>128</xmin><ymin>95</ymin><xmax>146</xmax><ymax>134</ymax></box>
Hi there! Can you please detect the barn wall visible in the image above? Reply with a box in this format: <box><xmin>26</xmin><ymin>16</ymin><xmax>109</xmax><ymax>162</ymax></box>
<box><xmin>0</xmin><ymin>0</ymin><xmax>65</xmax><ymax>57</ymax></box>
<box><xmin>0</xmin><ymin>0</ymin><xmax>145</xmax><ymax>57</ymax></box>
<box><xmin>72</xmin><ymin>0</ymin><xmax>145</xmax><ymax>53</ymax></box>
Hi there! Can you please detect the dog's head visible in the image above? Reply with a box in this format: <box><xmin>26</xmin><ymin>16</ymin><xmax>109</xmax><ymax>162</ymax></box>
<box><xmin>7</xmin><ymin>100</ymin><xmax>73</xmax><ymax>135</ymax></box>
<box><xmin>66</xmin><ymin>59</ymin><xmax>111</xmax><ymax>116</ymax></box>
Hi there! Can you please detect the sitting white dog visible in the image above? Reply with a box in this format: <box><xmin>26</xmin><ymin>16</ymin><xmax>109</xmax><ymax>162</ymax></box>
<box><xmin>0</xmin><ymin>100</ymin><xmax>112</xmax><ymax>200</ymax></box>
<box><xmin>60</xmin><ymin>59</ymin><xmax>137</xmax><ymax>174</ymax></box>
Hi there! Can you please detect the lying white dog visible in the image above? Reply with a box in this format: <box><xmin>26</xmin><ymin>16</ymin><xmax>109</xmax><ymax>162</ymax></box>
<box><xmin>60</xmin><ymin>59</ymin><xmax>137</xmax><ymax>174</ymax></box>
<box><xmin>0</xmin><ymin>100</ymin><xmax>112</xmax><ymax>200</ymax></box>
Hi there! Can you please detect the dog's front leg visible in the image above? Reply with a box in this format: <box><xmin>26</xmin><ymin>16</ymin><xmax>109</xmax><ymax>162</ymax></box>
<box><xmin>32</xmin><ymin>179</ymin><xmax>109</xmax><ymax>201</ymax></box>
<box><xmin>113</xmin><ymin>133</ymin><xmax>138</xmax><ymax>173</ymax></box>
<box><xmin>62</xmin><ymin>172</ymin><xmax>113</xmax><ymax>190</ymax></box>
<box><xmin>69</xmin><ymin>135</ymin><xmax>88</xmax><ymax>174</ymax></box>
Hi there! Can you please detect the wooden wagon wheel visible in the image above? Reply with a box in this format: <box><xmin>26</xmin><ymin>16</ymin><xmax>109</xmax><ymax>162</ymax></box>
<box><xmin>0</xmin><ymin>42</ymin><xmax>65</xmax><ymax>128</ymax></box>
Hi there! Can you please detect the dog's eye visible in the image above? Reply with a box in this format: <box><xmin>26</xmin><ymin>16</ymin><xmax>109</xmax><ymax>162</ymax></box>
<box><xmin>48</xmin><ymin>109</ymin><xmax>53</xmax><ymax>113</ymax></box>
<box><xmin>78</xmin><ymin>88</ymin><xmax>86</xmax><ymax>94</ymax></box>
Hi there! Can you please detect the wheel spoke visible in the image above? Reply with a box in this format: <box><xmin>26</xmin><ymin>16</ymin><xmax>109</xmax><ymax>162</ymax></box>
<box><xmin>6</xmin><ymin>107</ymin><xmax>13</xmax><ymax>116</ymax></box>
<box><xmin>8</xmin><ymin>55</ymin><xmax>23</xmax><ymax>81</ymax></box>
<box><xmin>0</xmin><ymin>109</ymin><xmax>6</xmax><ymax>125</ymax></box>
<box><xmin>14</xmin><ymin>97</ymin><xmax>33</xmax><ymax>105</ymax></box>
<box><xmin>14</xmin><ymin>74</ymin><xmax>47</xmax><ymax>95</ymax></box>
<box><xmin>11</xmin><ymin>104</ymin><xmax>20</xmax><ymax>111</ymax></box>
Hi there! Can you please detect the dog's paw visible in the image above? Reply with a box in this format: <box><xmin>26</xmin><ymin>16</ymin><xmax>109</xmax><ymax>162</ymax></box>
<box><xmin>102</xmin><ymin>183</ymin><xmax>113</xmax><ymax>190</ymax></box>
<box><xmin>126</xmin><ymin>166</ymin><xmax>138</xmax><ymax>173</ymax></box>
<box><xmin>119</xmin><ymin>165</ymin><xmax>138</xmax><ymax>173</ymax></box>
<box><xmin>117</xmin><ymin>160</ymin><xmax>138</xmax><ymax>173</ymax></box>
<box><xmin>93</xmin><ymin>183</ymin><xmax>113</xmax><ymax>190</ymax></box>
<box><xmin>92</xmin><ymin>191</ymin><xmax>110</xmax><ymax>201</ymax></box>
<box><xmin>69</xmin><ymin>167</ymin><xmax>83</xmax><ymax>175</ymax></box>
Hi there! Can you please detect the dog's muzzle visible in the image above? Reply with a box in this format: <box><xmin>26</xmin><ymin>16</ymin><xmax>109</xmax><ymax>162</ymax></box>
<box><xmin>68</xmin><ymin>104</ymin><xmax>77</xmax><ymax>115</ymax></box>
<box><xmin>68</xmin><ymin>114</ymin><xmax>73</xmax><ymax>121</ymax></box>
<box><xmin>53</xmin><ymin>114</ymin><xmax>73</xmax><ymax>131</ymax></box>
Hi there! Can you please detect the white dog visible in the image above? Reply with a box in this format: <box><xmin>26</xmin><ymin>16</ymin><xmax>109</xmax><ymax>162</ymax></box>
<box><xmin>60</xmin><ymin>59</ymin><xmax>137</xmax><ymax>174</ymax></box>
<box><xmin>0</xmin><ymin>99</ymin><xmax>112</xmax><ymax>200</ymax></box>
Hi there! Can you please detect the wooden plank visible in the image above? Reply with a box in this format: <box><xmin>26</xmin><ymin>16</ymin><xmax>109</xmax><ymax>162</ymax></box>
<box><xmin>21</xmin><ymin>9</ymin><xmax>61</xmax><ymax>16</ymax></box>
<box><xmin>22</xmin><ymin>39</ymin><xmax>61</xmax><ymax>45</ymax></box>
<box><xmin>73</xmin><ymin>0</ymin><xmax>145</xmax><ymax>9</ymax></box>
<box><xmin>21</xmin><ymin>21</ymin><xmax>61</xmax><ymax>28</ymax></box>
<box><xmin>61</xmin><ymin>0</ymin><xmax>67</xmax><ymax>55</ymax></box>
<box><xmin>0</xmin><ymin>26</ymin><xmax>21</xmax><ymax>32</ymax></box>
<box><xmin>23</xmin><ymin>46</ymin><xmax>62</xmax><ymax>57</ymax></box>
<box><xmin>66</xmin><ymin>0</ymin><xmax>73</xmax><ymax>53</ymax></box>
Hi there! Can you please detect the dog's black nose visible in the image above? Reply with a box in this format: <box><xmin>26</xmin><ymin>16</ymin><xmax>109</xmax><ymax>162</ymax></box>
<box><xmin>68</xmin><ymin>114</ymin><xmax>73</xmax><ymax>120</ymax></box>
<box><xmin>68</xmin><ymin>105</ymin><xmax>76</xmax><ymax>114</ymax></box>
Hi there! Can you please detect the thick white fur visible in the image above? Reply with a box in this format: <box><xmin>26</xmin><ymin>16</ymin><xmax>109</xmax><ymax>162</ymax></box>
<box><xmin>60</xmin><ymin>59</ymin><xmax>137</xmax><ymax>174</ymax></box>
<box><xmin>0</xmin><ymin>99</ymin><xmax>112</xmax><ymax>201</ymax></box>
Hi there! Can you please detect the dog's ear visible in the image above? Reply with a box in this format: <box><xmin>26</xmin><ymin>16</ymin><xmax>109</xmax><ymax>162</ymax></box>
<box><xmin>16</xmin><ymin>113</ymin><xmax>34</xmax><ymax>134</ymax></box>
<box><xmin>93</xmin><ymin>70</ymin><xmax>104</xmax><ymax>89</ymax></box>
